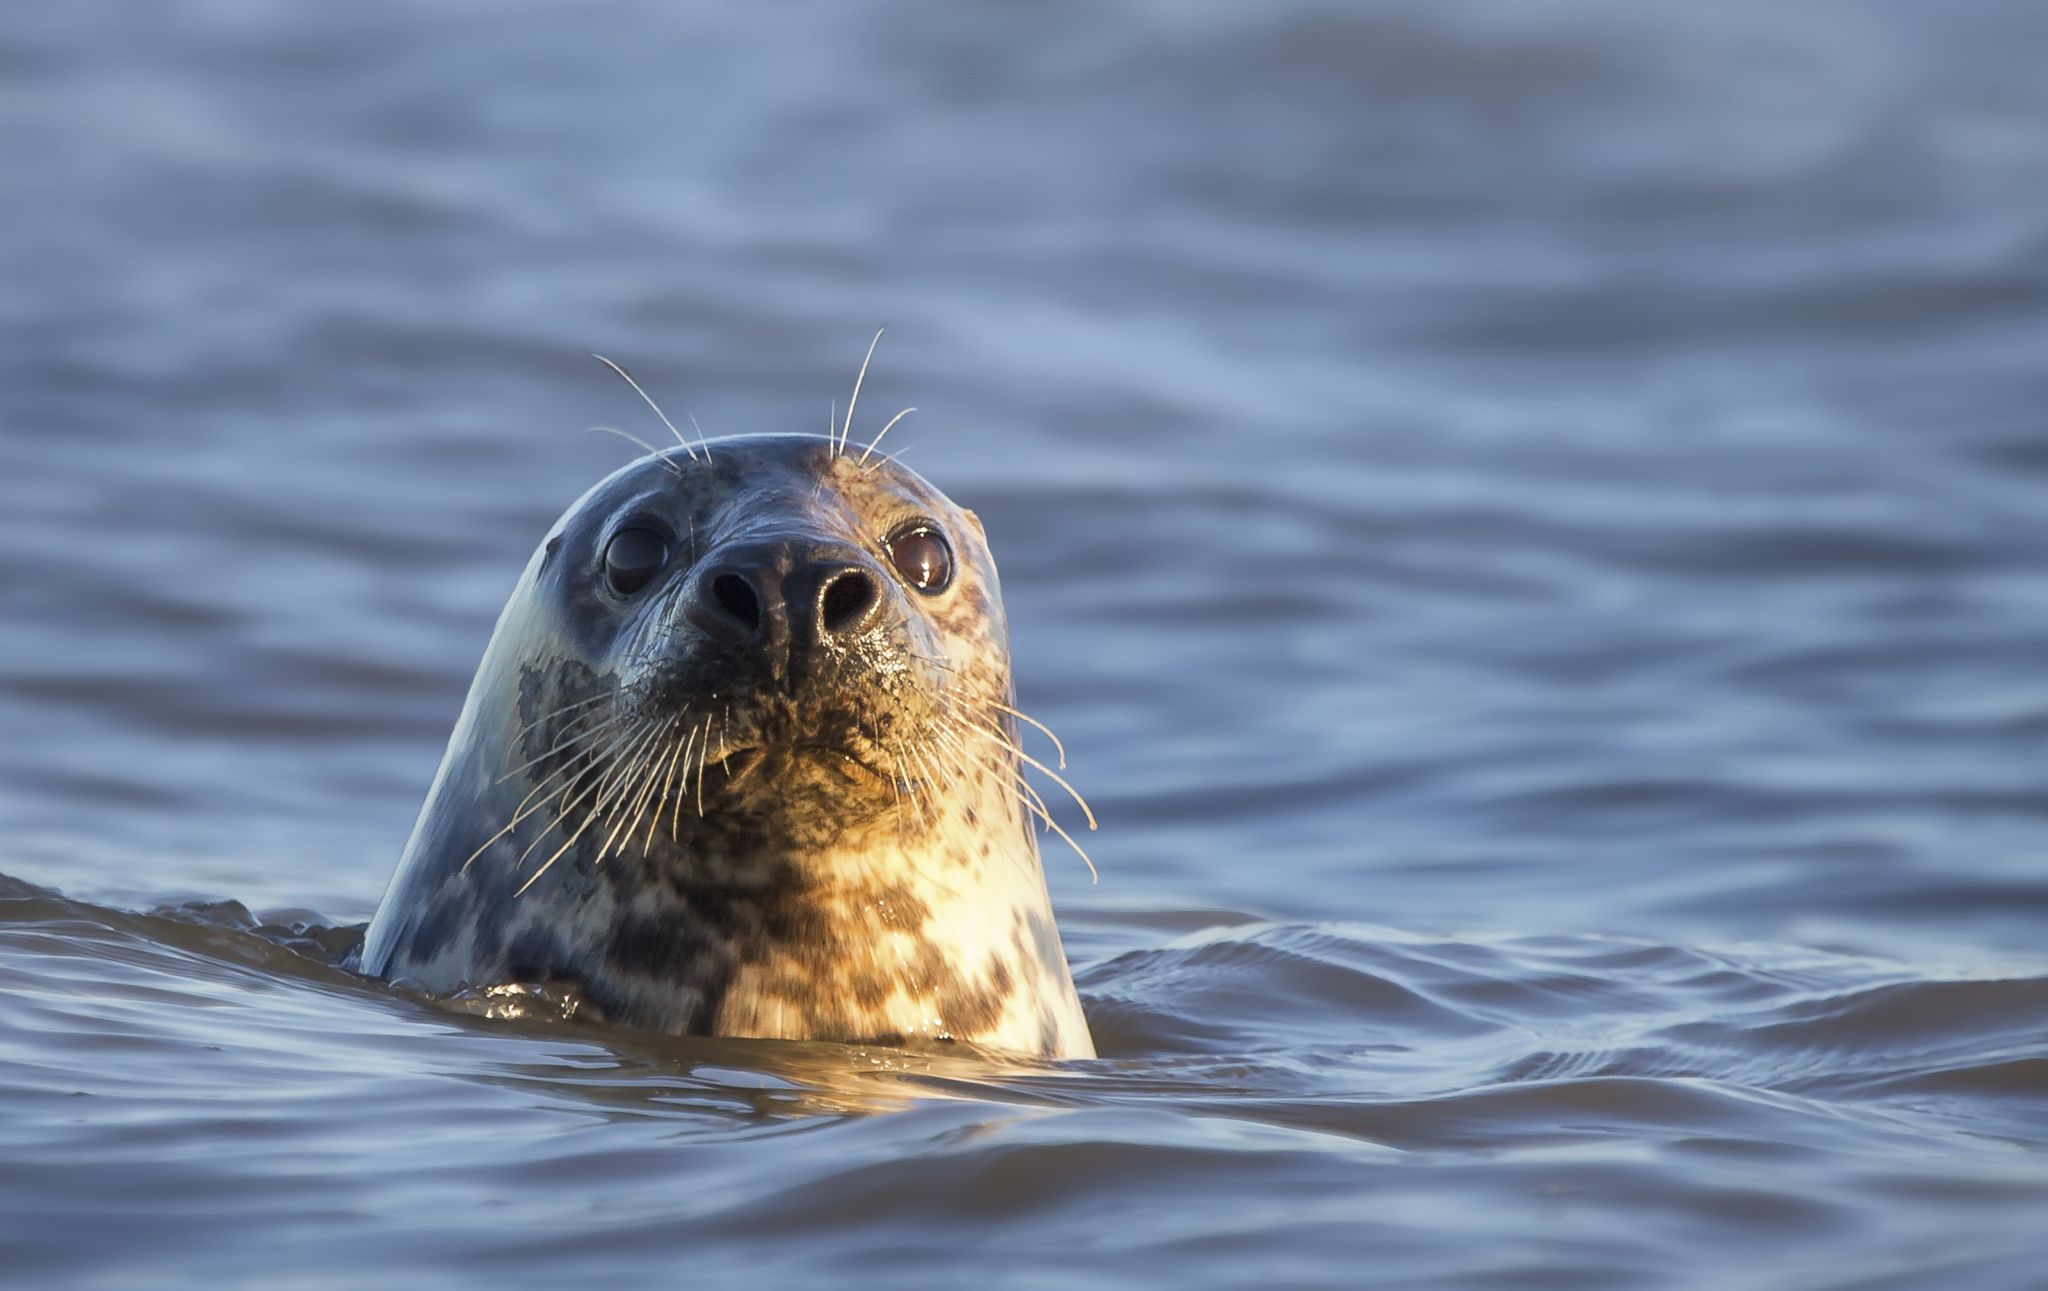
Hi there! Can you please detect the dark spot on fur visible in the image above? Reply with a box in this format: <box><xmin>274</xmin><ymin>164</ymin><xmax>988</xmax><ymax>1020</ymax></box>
<box><xmin>932</xmin><ymin>973</ymin><xmax>1004</xmax><ymax>1037</ymax></box>
<box><xmin>505</xmin><ymin>924</ymin><xmax>568</xmax><ymax>982</ymax></box>
<box><xmin>405</xmin><ymin>899</ymin><xmax>457</xmax><ymax>964</ymax></box>
<box><xmin>843</xmin><ymin>964</ymin><xmax>893</xmax><ymax>1012</ymax></box>
<box><xmin>466</xmin><ymin>905</ymin><xmax>507</xmax><ymax>966</ymax></box>
<box><xmin>605</xmin><ymin>912</ymin><xmax>694</xmax><ymax>977</ymax></box>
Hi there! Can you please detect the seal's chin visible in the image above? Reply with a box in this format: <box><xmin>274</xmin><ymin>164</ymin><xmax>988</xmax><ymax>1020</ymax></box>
<box><xmin>699</xmin><ymin>727</ymin><xmax>902</xmax><ymax>809</ymax></box>
<box><xmin>714</xmin><ymin>742</ymin><xmax>895</xmax><ymax>792</ymax></box>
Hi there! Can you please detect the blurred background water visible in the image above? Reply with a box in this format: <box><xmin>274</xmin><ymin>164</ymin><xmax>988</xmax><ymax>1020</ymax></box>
<box><xmin>3</xmin><ymin>1</ymin><xmax>2048</xmax><ymax>1287</ymax></box>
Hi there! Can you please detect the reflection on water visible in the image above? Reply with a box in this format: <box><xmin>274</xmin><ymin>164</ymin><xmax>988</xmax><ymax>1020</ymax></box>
<box><xmin>5</xmin><ymin>1</ymin><xmax>2048</xmax><ymax>1286</ymax></box>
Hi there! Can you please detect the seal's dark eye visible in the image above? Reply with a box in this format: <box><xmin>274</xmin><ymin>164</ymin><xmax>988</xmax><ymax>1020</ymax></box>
<box><xmin>886</xmin><ymin>523</ymin><xmax>953</xmax><ymax>594</ymax></box>
<box><xmin>602</xmin><ymin>527</ymin><xmax>670</xmax><ymax>596</ymax></box>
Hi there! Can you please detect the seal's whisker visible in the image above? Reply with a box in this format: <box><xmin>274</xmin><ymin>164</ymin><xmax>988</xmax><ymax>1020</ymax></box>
<box><xmin>592</xmin><ymin>353</ymin><xmax>701</xmax><ymax>463</ymax></box>
<box><xmin>908</xmin><ymin>738</ymin><xmax>949</xmax><ymax>826</ymax></box>
<box><xmin>471</xmin><ymin>713</ymin><xmax>646</xmax><ymax>872</ymax></box>
<box><xmin>894</xmin><ymin>734</ymin><xmax>927</xmax><ymax>825</ymax></box>
<box><xmin>552</xmin><ymin>712</ymin><xmax>654</xmax><ymax>801</ymax></box>
<box><xmin>507</xmin><ymin>692</ymin><xmax>613</xmax><ymax>748</ymax></box>
<box><xmin>695</xmin><ymin>710</ymin><xmax>722</xmax><ymax>818</ymax></box>
<box><xmin>887</xmin><ymin>747</ymin><xmax>908</xmax><ymax>839</ymax></box>
<box><xmin>516</xmin><ymin>718</ymin><xmax>665</xmax><ymax>894</ymax></box>
<box><xmin>1011</xmin><ymin>772</ymin><xmax>1055</xmax><ymax>835</ymax></box>
<box><xmin>592</xmin><ymin>763</ymin><xmax>650</xmax><ymax>867</ymax></box>
<box><xmin>633</xmin><ymin>713</ymin><xmax>690</xmax><ymax>847</ymax></box>
<box><xmin>463</xmin><ymin>757</ymin><xmax>588</xmax><ymax>872</ymax></box>
<box><xmin>991</xmin><ymin>701</ymin><xmax>1069</xmax><ymax>770</ymax></box>
<box><xmin>644</xmin><ymin>715</ymin><xmax>691</xmax><ymax>856</ymax></box>
<box><xmin>504</xmin><ymin>699</ymin><xmax>616</xmax><ymax>768</ymax></box>
<box><xmin>856</xmin><ymin>405</ymin><xmax>917</xmax><ymax>467</ymax></box>
<box><xmin>512</xmin><ymin>830</ymin><xmax>580</xmax><ymax>897</ymax></box>
<box><xmin>487</xmin><ymin>732</ymin><xmax>615</xmax><ymax>845</ymax></box>
<box><xmin>901</xmin><ymin>650</ymin><xmax>959</xmax><ymax>675</ymax></box>
<box><xmin>587</xmin><ymin>426</ymin><xmax>687</xmax><ymax>478</ymax></box>
<box><xmin>592</xmin><ymin>720</ymin><xmax>669</xmax><ymax>843</ymax></box>
<box><xmin>932</xmin><ymin>697</ymin><xmax>1101</xmax><ymax>882</ymax></box>
<box><xmin>687</xmin><ymin>410</ymin><xmax>714</xmax><ymax>464</ymax></box>
<box><xmin>497</xmin><ymin>706</ymin><xmax>631</xmax><ymax>784</ymax></box>
<box><xmin>513</xmin><ymin>717</ymin><xmax>655</xmax><ymax>870</ymax></box>
<box><xmin>557</xmin><ymin>738</ymin><xmax>652</xmax><ymax>867</ymax></box>
<box><xmin>923</xmin><ymin>733</ymin><xmax>979</xmax><ymax>818</ymax></box>
<box><xmin>949</xmin><ymin>716</ymin><xmax>1098</xmax><ymax>832</ymax></box>
<box><xmin>906</xmin><ymin>750</ymin><xmax>928</xmax><ymax>821</ymax></box>
<box><xmin>507</xmin><ymin>720</ymin><xmax>629</xmax><ymax>821</ymax></box>
<box><xmin>840</xmin><ymin>326</ymin><xmax>886</xmax><ymax>459</ymax></box>
<box><xmin>599</xmin><ymin>735</ymin><xmax>669</xmax><ymax>867</ymax></box>
<box><xmin>923</xmin><ymin>720</ymin><xmax>991</xmax><ymax>789</ymax></box>
<box><xmin>858</xmin><ymin>443</ymin><xmax>917</xmax><ymax>475</ymax></box>
<box><xmin>937</xmin><ymin>696</ymin><xmax>1048</xmax><ymax>811</ymax></box>
<box><xmin>597</xmin><ymin>720</ymin><xmax>671</xmax><ymax>854</ymax></box>
<box><xmin>697</xmin><ymin>710</ymin><xmax>718</xmax><ymax>814</ymax></box>
<box><xmin>671</xmin><ymin>720</ymin><xmax>703</xmax><ymax>836</ymax></box>
<box><xmin>696</xmin><ymin>713</ymin><xmax>720</xmax><ymax>815</ymax></box>
<box><xmin>1012</xmin><ymin>774</ymin><xmax>1100</xmax><ymax>883</ymax></box>
<box><xmin>678</xmin><ymin>717</ymin><xmax>701</xmax><ymax>825</ymax></box>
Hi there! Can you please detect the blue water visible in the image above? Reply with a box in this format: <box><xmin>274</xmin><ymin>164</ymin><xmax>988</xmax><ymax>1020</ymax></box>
<box><xmin>4</xmin><ymin>2</ymin><xmax>2048</xmax><ymax>1287</ymax></box>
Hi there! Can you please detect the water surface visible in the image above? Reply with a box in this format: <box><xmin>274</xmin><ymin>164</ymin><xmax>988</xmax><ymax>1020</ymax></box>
<box><xmin>4</xmin><ymin>2</ymin><xmax>2048</xmax><ymax>1287</ymax></box>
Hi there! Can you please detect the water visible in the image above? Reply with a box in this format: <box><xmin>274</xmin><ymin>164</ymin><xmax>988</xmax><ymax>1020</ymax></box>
<box><xmin>4</xmin><ymin>2</ymin><xmax>2047</xmax><ymax>1286</ymax></box>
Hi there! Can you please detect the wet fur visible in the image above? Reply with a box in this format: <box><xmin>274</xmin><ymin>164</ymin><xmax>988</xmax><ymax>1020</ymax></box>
<box><xmin>358</xmin><ymin>435</ymin><xmax>1095</xmax><ymax>1058</ymax></box>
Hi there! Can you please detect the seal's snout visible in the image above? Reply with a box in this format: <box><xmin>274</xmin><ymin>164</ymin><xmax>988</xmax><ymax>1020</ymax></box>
<box><xmin>685</xmin><ymin>542</ymin><xmax>888</xmax><ymax>673</ymax></box>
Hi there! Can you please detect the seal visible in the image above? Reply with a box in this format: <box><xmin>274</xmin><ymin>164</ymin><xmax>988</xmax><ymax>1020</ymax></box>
<box><xmin>357</xmin><ymin>413</ymin><xmax>1096</xmax><ymax>1059</ymax></box>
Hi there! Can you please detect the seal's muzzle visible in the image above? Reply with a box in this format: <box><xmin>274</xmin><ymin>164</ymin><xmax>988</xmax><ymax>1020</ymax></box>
<box><xmin>681</xmin><ymin>538</ymin><xmax>887</xmax><ymax>685</ymax></box>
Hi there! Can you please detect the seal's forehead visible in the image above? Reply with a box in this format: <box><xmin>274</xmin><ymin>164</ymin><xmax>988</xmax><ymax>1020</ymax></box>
<box><xmin>701</xmin><ymin>434</ymin><xmax>959</xmax><ymax>511</ymax></box>
<box><xmin>568</xmin><ymin>433</ymin><xmax>965</xmax><ymax>529</ymax></box>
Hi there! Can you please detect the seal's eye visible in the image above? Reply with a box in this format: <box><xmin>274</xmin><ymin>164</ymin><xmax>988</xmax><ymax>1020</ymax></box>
<box><xmin>886</xmin><ymin>523</ymin><xmax>953</xmax><ymax>594</ymax></box>
<box><xmin>602</xmin><ymin>527</ymin><xmax>670</xmax><ymax>596</ymax></box>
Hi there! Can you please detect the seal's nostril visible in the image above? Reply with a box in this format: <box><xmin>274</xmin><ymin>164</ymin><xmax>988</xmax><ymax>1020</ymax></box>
<box><xmin>711</xmin><ymin>573</ymin><xmax>762</xmax><ymax>632</ymax></box>
<box><xmin>818</xmin><ymin>568</ymin><xmax>877</xmax><ymax>636</ymax></box>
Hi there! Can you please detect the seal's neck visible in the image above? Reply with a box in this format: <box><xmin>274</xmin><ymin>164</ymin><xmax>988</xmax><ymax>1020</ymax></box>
<box><xmin>592</xmin><ymin>793</ymin><xmax>1094</xmax><ymax>1059</ymax></box>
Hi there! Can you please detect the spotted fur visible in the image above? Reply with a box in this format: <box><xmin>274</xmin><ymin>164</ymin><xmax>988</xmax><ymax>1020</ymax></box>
<box><xmin>358</xmin><ymin>435</ymin><xmax>1096</xmax><ymax>1059</ymax></box>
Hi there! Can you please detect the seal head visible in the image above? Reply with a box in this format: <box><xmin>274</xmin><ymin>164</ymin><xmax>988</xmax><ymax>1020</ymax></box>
<box><xmin>360</xmin><ymin>434</ymin><xmax>1095</xmax><ymax>1059</ymax></box>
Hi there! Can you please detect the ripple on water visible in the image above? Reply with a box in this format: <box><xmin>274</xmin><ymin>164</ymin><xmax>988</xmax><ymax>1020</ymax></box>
<box><xmin>5</xmin><ymin>877</ymin><xmax>2048</xmax><ymax>1285</ymax></box>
